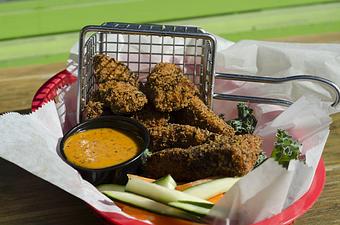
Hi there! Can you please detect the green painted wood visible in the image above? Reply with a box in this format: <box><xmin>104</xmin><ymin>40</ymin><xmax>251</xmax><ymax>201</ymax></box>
<box><xmin>1</xmin><ymin>2</ymin><xmax>340</xmax><ymax>68</ymax></box>
<box><xmin>170</xmin><ymin>3</ymin><xmax>340</xmax><ymax>40</ymax></box>
<box><xmin>0</xmin><ymin>0</ymin><xmax>337</xmax><ymax>40</ymax></box>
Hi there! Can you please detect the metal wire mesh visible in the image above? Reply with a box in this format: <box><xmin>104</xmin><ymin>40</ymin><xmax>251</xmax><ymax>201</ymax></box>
<box><xmin>77</xmin><ymin>23</ymin><xmax>216</xmax><ymax>122</ymax></box>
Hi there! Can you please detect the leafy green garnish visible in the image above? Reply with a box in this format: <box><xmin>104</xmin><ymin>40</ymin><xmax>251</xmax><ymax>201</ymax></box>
<box><xmin>253</xmin><ymin>151</ymin><xmax>268</xmax><ymax>168</ymax></box>
<box><xmin>227</xmin><ymin>102</ymin><xmax>257</xmax><ymax>134</ymax></box>
<box><xmin>271</xmin><ymin>129</ymin><xmax>302</xmax><ymax>168</ymax></box>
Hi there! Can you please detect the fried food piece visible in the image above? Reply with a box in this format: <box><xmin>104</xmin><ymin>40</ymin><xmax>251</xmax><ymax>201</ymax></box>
<box><xmin>98</xmin><ymin>81</ymin><xmax>147</xmax><ymax>113</ymax></box>
<box><xmin>144</xmin><ymin>134</ymin><xmax>262</xmax><ymax>181</ymax></box>
<box><xmin>173</xmin><ymin>96</ymin><xmax>235</xmax><ymax>136</ymax></box>
<box><xmin>148</xmin><ymin>124</ymin><xmax>213</xmax><ymax>152</ymax></box>
<box><xmin>83</xmin><ymin>90</ymin><xmax>104</xmax><ymax>119</ymax></box>
<box><xmin>133</xmin><ymin>104</ymin><xmax>170</xmax><ymax>128</ymax></box>
<box><xmin>93</xmin><ymin>54</ymin><xmax>139</xmax><ymax>86</ymax></box>
<box><xmin>84</xmin><ymin>100</ymin><xmax>104</xmax><ymax>119</ymax></box>
<box><xmin>145</xmin><ymin>63</ymin><xmax>199</xmax><ymax>112</ymax></box>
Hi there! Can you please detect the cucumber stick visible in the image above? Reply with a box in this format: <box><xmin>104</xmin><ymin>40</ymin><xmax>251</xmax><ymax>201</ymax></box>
<box><xmin>183</xmin><ymin>177</ymin><xmax>240</xmax><ymax>199</ymax></box>
<box><xmin>176</xmin><ymin>201</ymin><xmax>214</xmax><ymax>209</ymax></box>
<box><xmin>103</xmin><ymin>191</ymin><xmax>200</xmax><ymax>221</ymax></box>
<box><xmin>97</xmin><ymin>184</ymin><xmax>125</xmax><ymax>192</ymax></box>
<box><xmin>154</xmin><ymin>174</ymin><xmax>177</xmax><ymax>189</ymax></box>
<box><xmin>169</xmin><ymin>202</ymin><xmax>210</xmax><ymax>216</ymax></box>
<box><xmin>126</xmin><ymin>178</ymin><xmax>213</xmax><ymax>205</ymax></box>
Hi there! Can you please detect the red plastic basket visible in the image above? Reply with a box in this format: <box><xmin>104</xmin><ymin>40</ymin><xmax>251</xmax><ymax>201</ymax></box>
<box><xmin>32</xmin><ymin>70</ymin><xmax>326</xmax><ymax>225</ymax></box>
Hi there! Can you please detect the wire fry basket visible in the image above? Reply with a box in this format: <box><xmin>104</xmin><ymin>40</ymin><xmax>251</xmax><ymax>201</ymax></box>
<box><xmin>77</xmin><ymin>22</ymin><xmax>340</xmax><ymax>123</ymax></box>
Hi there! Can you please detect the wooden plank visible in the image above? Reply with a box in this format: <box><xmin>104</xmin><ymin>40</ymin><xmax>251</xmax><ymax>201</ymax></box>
<box><xmin>268</xmin><ymin>32</ymin><xmax>340</xmax><ymax>43</ymax></box>
<box><xmin>170</xmin><ymin>2</ymin><xmax>340</xmax><ymax>40</ymax></box>
<box><xmin>0</xmin><ymin>62</ymin><xmax>65</xmax><ymax>112</ymax></box>
<box><xmin>0</xmin><ymin>159</ymin><xmax>102</xmax><ymax>225</ymax></box>
<box><xmin>1</xmin><ymin>2</ymin><xmax>340</xmax><ymax>69</ymax></box>
<box><xmin>295</xmin><ymin>166</ymin><xmax>340</xmax><ymax>224</ymax></box>
<box><xmin>0</xmin><ymin>33</ymin><xmax>76</xmax><ymax>68</ymax></box>
<box><xmin>0</xmin><ymin>0</ymin><xmax>336</xmax><ymax>40</ymax></box>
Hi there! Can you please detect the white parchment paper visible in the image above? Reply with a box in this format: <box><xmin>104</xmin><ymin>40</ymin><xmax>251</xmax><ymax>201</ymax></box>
<box><xmin>209</xmin><ymin>96</ymin><xmax>331</xmax><ymax>225</ymax></box>
<box><xmin>0</xmin><ymin>102</ymin><xmax>136</xmax><ymax>218</ymax></box>
<box><xmin>1</xmin><ymin>35</ymin><xmax>340</xmax><ymax>225</ymax></box>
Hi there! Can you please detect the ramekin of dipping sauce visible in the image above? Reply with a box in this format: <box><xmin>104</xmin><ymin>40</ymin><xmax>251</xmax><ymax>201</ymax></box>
<box><xmin>58</xmin><ymin>116</ymin><xmax>150</xmax><ymax>185</ymax></box>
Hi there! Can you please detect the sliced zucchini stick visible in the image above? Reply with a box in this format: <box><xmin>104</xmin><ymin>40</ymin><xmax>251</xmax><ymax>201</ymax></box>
<box><xmin>97</xmin><ymin>184</ymin><xmax>125</xmax><ymax>192</ymax></box>
<box><xmin>176</xmin><ymin>201</ymin><xmax>214</xmax><ymax>209</ymax></box>
<box><xmin>127</xmin><ymin>174</ymin><xmax>155</xmax><ymax>182</ymax></box>
<box><xmin>169</xmin><ymin>202</ymin><xmax>210</xmax><ymax>216</ymax></box>
<box><xmin>126</xmin><ymin>177</ymin><xmax>213</xmax><ymax>205</ymax></box>
<box><xmin>183</xmin><ymin>177</ymin><xmax>240</xmax><ymax>199</ymax></box>
<box><xmin>103</xmin><ymin>191</ymin><xmax>200</xmax><ymax>221</ymax></box>
<box><xmin>153</xmin><ymin>174</ymin><xmax>177</xmax><ymax>189</ymax></box>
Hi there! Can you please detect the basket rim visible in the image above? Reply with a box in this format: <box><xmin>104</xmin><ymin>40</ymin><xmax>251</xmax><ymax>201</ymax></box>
<box><xmin>31</xmin><ymin>69</ymin><xmax>77</xmax><ymax>111</ymax></box>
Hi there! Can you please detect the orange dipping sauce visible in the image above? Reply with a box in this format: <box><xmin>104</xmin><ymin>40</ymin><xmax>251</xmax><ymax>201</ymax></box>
<box><xmin>63</xmin><ymin>128</ymin><xmax>140</xmax><ymax>169</ymax></box>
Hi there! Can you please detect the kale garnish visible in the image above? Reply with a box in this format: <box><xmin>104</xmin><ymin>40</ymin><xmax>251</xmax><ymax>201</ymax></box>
<box><xmin>253</xmin><ymin>151</ymin><xmax>268</xmax><ymax>168</ymax></box>
<box><xmin>271</xmin><ymin>129</ymin><xmax>303</xmax><ymax>169</ymax></box>
<box><xmin>227</xmin><ymin>102</ymin><xmax>257</xmax><ymax>135</ymax></box>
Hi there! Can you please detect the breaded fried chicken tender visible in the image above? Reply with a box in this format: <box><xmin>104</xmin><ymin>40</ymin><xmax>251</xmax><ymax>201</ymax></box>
<box><xmin>173</xmin><ymin>96</ymin><xmax>235</xmax><ymax>136</ymax></box>
<box><xmin>83</xmin><ymin>90</ymin><xmax>103</xmax><ymax>119</ymax></box>
<box><xmin>93</xmin><ymin>54</ymin><xmax>139</xmax><ymax>86</ymax></box>
<box><xmin>84</xmin><ymin>54</ymin><xmax>146</xmax><ymax>118</ymax></box>
<box><xmin>133</xmin><ymin>104</ymin><xmax>170</xmax><ymax>128</ymax></box>
<box><xmin>84</xmin><ymin>100</ymin><xmax>104</xmax><ymax>119</ymax></box>
<box><xmin>145</xmin><ymin>63</ymin><xmax>199</xmax><ymax>112</ymax></box>
<box><xmin>148</xmin><ymin>124</ymin><xmax>213</xmax><ymax>152</ymax></box>
<box><xmin>144</xmin><ymin>134</ymin><xmax>262</xmax><ymax>181</ymax></box>
<box><xmin>98</xmin><ymin>81</ymin><xmax>147</xmax><ymax>113</ymax></box>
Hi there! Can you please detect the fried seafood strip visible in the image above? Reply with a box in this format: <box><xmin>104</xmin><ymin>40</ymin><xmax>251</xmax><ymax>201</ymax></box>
<box><xmin>148</xmin><ymin>124</ymin><xmax>213</xmax><ymax>152</ymax></box>
<box><xmin>93</xmin><ymin>54</ymin><xmax>139</xmax><ymax>86</ymax></box>
<box><xmin>133</xmin><ymin>104</ymin><xmax>170</xmax><ymax>128</ymax></box>
<box><xmin>98</xmin><ymin>81</ymin><xmax>147</xmax><ymax>113</ymax></box>
<box><xmin>145</xmin><ymin>63</ymin><xmax>199</xmax><ymax>112</ymax></box>
<box><xmin>144</xmin><ymin>134</ymin><xmax>262</xmax><ymax>181</ymax></box>
<box><xmin>173</xmin><ymin>96</ymin><xmax>235</xmax><ymax>136</ymax></box>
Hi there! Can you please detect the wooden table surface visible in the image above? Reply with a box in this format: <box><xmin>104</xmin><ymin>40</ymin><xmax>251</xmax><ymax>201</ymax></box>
<box><xmin>1</xmin><ymin>39</ymin><xmax>340</xmax><ymax>225</ymax></box>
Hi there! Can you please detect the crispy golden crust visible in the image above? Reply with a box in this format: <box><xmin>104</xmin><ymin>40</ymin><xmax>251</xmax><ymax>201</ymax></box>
<box><xmin>133</xmin><ymin>104</ymin><xmax>170</xmax><ymax>128</ymax></box>
<box><xmin>144</xmin><ymin>134</ymin><xmax>262</xmax><ymax>181</ymax></box>
<box><xmin>83</xmin><ymin>90</ymin><xmax>104</xmax><ymax>119</ymax></box>
<box><xmin>93</xmin><ymin>54</ymin><xmax>139</xmax><ymax>86</ymax></box>
<box><xmin>145</xmin><ymin>63</ymin><xmax>199</xmax><ymax>112</ymax></box>
<box><xmin>148</xmin><ymin>124</ymin><xmax>213</xmax><ymax>152</ymax></box>
<box><xmin>173</xmin><ymin>96</ymin><xmax>235</xmax><ymax>136</ymax></box>
<box><xmin>83</xmin><ymin>100</ymin><xmax>104</xmax><ymax>119</ymax></box>
<box><xmin>98</xmin><ymin>81</ymin><xmax>147</xmax><ymax>113</ymax></box>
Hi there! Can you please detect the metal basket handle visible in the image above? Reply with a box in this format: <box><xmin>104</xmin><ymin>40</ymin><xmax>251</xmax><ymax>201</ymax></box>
<box><xmin>214</xmin><ymin>73</ymin><xmax>340</xmax><ymax>107</ymax></box>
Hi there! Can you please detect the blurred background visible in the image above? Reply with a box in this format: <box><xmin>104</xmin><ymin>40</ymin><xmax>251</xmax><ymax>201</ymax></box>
<box><xmin>0</xmin><ymin>0</ymin><xmax>340</xmax><ymax>112</ymax></box>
